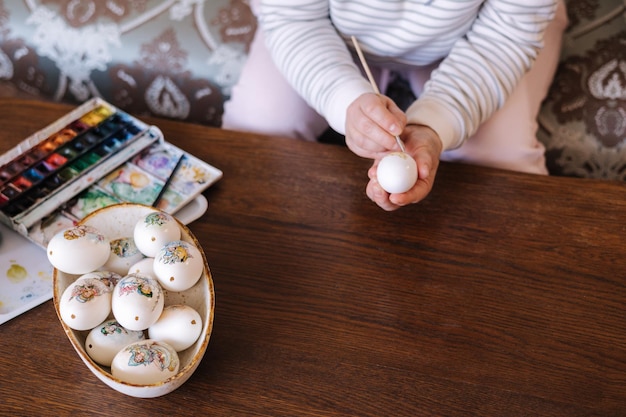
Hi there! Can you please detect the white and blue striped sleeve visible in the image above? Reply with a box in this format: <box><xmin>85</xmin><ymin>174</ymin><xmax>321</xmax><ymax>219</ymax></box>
<box><xmin>406</xmin><ymin>0</ymin><xmax>558</xmax><ymax>150</ymax></box>
<box><xmin>258</xmin><ymin>0</ymin><xmax>373</xmax><ymax>134</ymax></box>
<box><xmin>259</xmin><ymin>0</ymin><xmax>558</xmax><ymax>150</ymax></box>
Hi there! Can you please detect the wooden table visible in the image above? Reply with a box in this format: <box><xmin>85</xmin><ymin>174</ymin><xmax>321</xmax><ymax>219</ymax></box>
<box><xmin>1</xmin><ymin>99</ymin><xmax>625</xmax><ymax>416</ymax></box>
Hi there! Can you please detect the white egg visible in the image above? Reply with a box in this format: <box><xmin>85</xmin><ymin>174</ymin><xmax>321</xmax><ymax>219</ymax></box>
<box><xmin>133</xmin><ymin>212</ymin><xmax>181</xmax><ymax>257</ymax></box>
<box><xmin>148</xmin><ymin>305</ymin><xmax>203</xmax><ymax>352</ymax></box>
<box><xmin>58</xmin><ymin>277</ymin><xmax>112</xmax><ymax>331</ymax></box>
<box><xmin>85</xmin><ymin>319</ymin><xmax>146</xmax><ymax>367</ymax></box>
<box><xmin>111</xmin><ymin>273</ymin><xmax>164</xmax><ymax>331</ymax></box>
<box><xmin>101</xmin><ymin>237</ymin><xmax>145</xmax><ymax>276</ymax></box>
<box><xmin>111</xmin><ymin>339</ymin><xmax>179</xmax><ymax>385</ymax></box>
<box><xmin>47</xmin><ymin>225</ymin><xmax>110</xmax><ymax>275</ymax></box>
<box><xmin>127</xmin><ymin>257</ymin><xmax>157</xmax><ymax>280</ymax></box>
<box><xmin>79</xmin><ymin>270</ymin><xmax>122</xmax><ymax>292</ymax></box>
<box><xmin>376</xmin><ymin>151</ymin><xmax>418</xmax><ymax>194</ymax></box>
<box><xmin>153</xmin><ymin>240</ymin><xmax>204</xmax><ymax>292</ymax></box>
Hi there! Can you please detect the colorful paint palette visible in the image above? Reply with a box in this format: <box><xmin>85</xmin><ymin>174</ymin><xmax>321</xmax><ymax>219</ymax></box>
<box><xmin>0</xmin><ymin>100</ymin><xmax>161</xmax><ymax>233</ymax></box>
<box><xmin>0</xmin><ymin>105</ymin><xmax>113</xmax><ymax>206</ymax></box>
<box><xmin>0</xmin><ymin>98</ymin><xmax>222</xmax><ymax>248</ymax></box>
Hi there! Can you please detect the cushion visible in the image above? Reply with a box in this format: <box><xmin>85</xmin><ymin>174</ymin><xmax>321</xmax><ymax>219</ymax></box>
<box><xmin>537</xmin><ymin>0</ymin><xmax>626</xmax><ymax>180</ymax></box>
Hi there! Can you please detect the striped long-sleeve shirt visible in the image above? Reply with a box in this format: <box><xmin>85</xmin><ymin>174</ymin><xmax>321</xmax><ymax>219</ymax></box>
<box><xmin>258</xmin><ymin>0</ymin><xmax>558</xmax><ymax>150</ymax></box>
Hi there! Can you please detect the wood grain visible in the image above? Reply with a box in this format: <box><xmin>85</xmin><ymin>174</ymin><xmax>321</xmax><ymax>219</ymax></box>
<box><xmin>1</xmin><ymin>99</ymin><xmax>625</xmax><ymax>416</ymax></box>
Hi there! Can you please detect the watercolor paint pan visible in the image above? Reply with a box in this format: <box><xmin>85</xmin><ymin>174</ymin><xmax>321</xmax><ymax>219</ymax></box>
<box><xmin>2</xmin><ymin>121</ymin><xmax>148</xmax><ymax>213</ymax></box>
<box><xmin>0</xmin><ymin>107</ymin><xmax>146</xmax><ymax>211</ymax></box>
<box><xmin>9</xmin><ymin>131</ymin><xmax>158</xmax><ymax>233</ymax></box>
<box><xmin>0</xmin><ymin>98</ymin><xmax>160</xmax><ymax>236</ymax></box>
<box><xmin>0</xmin><ymin>107</ymin><xmax>111</xmax><ymax>188</ymax></box>
<box><xmin>0</xmin><ymin>98</ymin><xmax>223</xmax><ymax>252</ymax></box>
<box><xmin>9</xmin><ymin>129</ymin><xmax>159</xmax><ymax>233</ymax></box>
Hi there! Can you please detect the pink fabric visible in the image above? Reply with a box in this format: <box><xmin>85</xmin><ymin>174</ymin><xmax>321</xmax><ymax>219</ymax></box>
<box><xmin>222</xmin><ymin>0</ymin><xmax>568</xmax><ymax>174</ymax></box>
<box><xmin>222</xmin><ymin>27</ymin><xmax>328</xmax><ymax>141</ymax></box>
<box><xmin>439</xmin><ymin>0</ymin><xmax>568</xmax><ymax>174</ymax></box>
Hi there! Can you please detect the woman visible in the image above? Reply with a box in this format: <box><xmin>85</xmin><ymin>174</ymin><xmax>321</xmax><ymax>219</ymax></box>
<box><xmin>222</xmin><ymin>0</ymin><xmax>568</xmax><ymax>211</ymax></box>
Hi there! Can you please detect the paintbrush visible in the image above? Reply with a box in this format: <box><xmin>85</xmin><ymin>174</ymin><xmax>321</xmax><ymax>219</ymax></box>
<box><xmin>152</xmin><ymin>153</ymin><xmax>185</xmax><ymax>208</ymax></box>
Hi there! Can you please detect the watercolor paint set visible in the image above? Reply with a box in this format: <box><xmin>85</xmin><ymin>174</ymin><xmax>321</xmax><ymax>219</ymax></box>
<box><xmin>0</xmin><ymin>98</ymin><xmax>222</xmax><ymax>324</ymax></box>
<box><xmin>0</xmin><ymin>97</ymin><xmax>222</xmax><ymax>248</ymax></box>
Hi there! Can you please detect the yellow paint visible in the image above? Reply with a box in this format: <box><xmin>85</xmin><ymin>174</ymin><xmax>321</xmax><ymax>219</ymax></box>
<box><xmin>6</xmin><ymin>263</ymin><xmax>28</xmax><ymax>284</ymax></box>
<box><xmin>38</xmin><ymin>270</ymin><xmax>52</xmax><ymax>281</ymax></box>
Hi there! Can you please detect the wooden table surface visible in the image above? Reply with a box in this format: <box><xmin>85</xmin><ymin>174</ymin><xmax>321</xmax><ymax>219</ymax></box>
<box><xmin>1</xmin><ymin>99</ymin><xmax>625</xmax><ymax>416</ymax></box>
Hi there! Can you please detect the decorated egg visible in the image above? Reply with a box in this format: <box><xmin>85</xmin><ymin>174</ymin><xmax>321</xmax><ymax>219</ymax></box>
<box><xmin>78</xmin><ymin>270</ymin><xmax>122</xmax><ymax>292</ymax></box>
<box><xmin>73</xmin><ymin>271</ymin><xmax>122</xmax><ymax>292</ymax></box>
<box><xmin>133</xmin><ymin>212</ymin><xmax>181</xmax><ymax>257</ymax></box>
<box><xmin>111</xmin><ymin>273</ymin><xmax>164</xmax><ymax>331</ymax></box>
<box><xmin>47</xmin><ymin>225</ymin><xmax>110</xmax><ymax>274</ymax></box>
<box><xmin>153</xmin><ymin>240</ymin><xmax>204</xmax><ymax>292</ymax></box>
<box><xmin>85</xmin><ymin>320</ymin><xmax>146</xmax><ymax>367</ymax></box>
<box><xmin>148</xmin><ymin>305</ymin><xmax>203</xmax><ymax>352</ymax></box>
<box><xmin>111</xmin><ymin>339</ymin><xmax>180</xmax><ymax>385</ymax></box>
<box><xmin>101</xmin><ymin>237</ymin><xmax>145</xmax><ymax>276</ymax></box>
<box><xmin>58</xmin><ymin>277</ymin><xmax>112</xmax><ymax>331</ymax></box>
<box><xmin>376</xmin><ymin>152</ymin><xmax>418</xmax><ymax>194</ymax></box>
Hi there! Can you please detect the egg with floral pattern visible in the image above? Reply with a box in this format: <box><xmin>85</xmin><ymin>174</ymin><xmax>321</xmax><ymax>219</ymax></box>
<box><xmin>80</xmin><ymin>270</ymin><xmax>122</xmax><ymax>292</ymax></box>
<box><xmin>133</xmin><ymin>212</ymin><xmax>181</xmax><ymax>257</ymax></box>
<box><xmin>101</xmin><ymin>236</ymin><xmax>145</xmax><ymax>276</ymax></box>
<box><xmin>47</xmin><ymin>225</ymin><xmax>110</xmax><ymax>274</ymax></box>
<box><xmin>58</xmin><ymin>276</ymin><xmax>112</xmax><ymax>331</ymax></box>
<box><xmin>111</xmin><ymin>273</ymin><xmax>164</xmax><ymax>331</ymax></box>
<box><xmin>85</xmin><ymin>319</ymin><xmax>146</xmax><ymax>367</ymax></box>
<box><xmin>111</xmin><ymin>339</ymin><xmax>180</xmax><ymax>385</ymax></box>
<box><xmin>153</xmin><ymin>240</ymin><xmax>204</xmax><ymax>292</ymax></box>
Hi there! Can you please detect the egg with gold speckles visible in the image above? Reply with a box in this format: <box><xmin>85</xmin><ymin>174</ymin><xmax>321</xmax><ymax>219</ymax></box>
<box><xmin>85</xmin><ymin>319</ymin><xmax>146</xmax><ymax>367</ymax></box>
<box><xmin>101</xmin><ymin>236</ymin><xmax>145</xmax><ymax>276</ymax></box>
<box><xmin>153</xmin><ymin>240</ymin><xmax>204</xmax><ymax>292</ymax></box>
<box><xmin>58</xmin><ymin>277</ymin><xmax>111</xmax><ymax>331</ymax></box>
<box><xmin>127</xmin><ymin>257</ymin><xmax>157</xmax><ymax>280</ymax></box>
<box><xmin>133</xmin><ymin>212</ymin><xmax>181</xmax><ymax>257</ymax></box>
<box><xmin>111</xmin><ymin>273</ymin><xmax>164</xmax><ymax>331</ymax></box>
<box><xmin>47</xmin><ymin>225</ymin><xmax>110</xmax><ymax>275</ymax></box>
<box><xmin>148</xmin><ymin>305</ymin><xmax>203</xmax><ymax>352</ymax></box>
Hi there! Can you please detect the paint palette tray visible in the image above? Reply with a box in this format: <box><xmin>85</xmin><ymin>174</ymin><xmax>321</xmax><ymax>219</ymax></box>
<box><xmin>0</xmin><ymin>98</ymin><xmax>222</xmax><ymax>324</ymax></box>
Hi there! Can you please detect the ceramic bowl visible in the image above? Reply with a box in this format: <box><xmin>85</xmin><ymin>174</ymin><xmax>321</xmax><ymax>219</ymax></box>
<box><xmin>52</xmin><ymin>203</ymin><xmax>214</xmax><ymax>398</ymax></box>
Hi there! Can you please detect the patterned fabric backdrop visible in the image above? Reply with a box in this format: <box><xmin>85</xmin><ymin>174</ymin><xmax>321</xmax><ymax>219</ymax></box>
<box><xmin>538</xmin><ymin>0</ymin><xmax>625</xmax><ymax>180</ymax></box>
<box><xmin>0</xmin><ymin>0</ymin><xmax>256</xmax><ymax>126</ymax></box>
